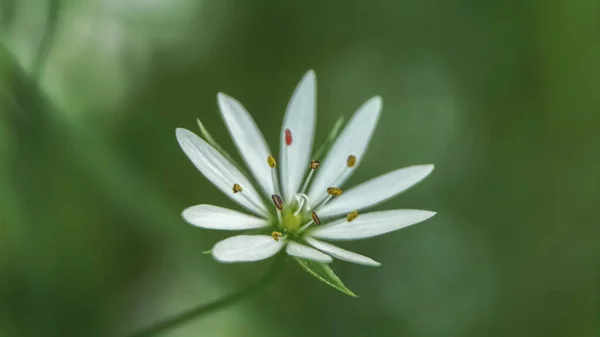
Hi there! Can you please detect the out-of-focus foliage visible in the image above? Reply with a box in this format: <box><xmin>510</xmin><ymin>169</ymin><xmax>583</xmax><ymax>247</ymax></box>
<box><xmin>1</xmin><ymin>0</ymin><xmax>599</xmax><ymax>336</ymax></box>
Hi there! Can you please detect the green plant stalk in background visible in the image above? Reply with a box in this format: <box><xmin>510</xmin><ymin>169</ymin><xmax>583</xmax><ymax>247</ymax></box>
<box><xmin>126</xmin><ymin>253</ymin><xmax>287</xmax><ymax>337</ymax></box>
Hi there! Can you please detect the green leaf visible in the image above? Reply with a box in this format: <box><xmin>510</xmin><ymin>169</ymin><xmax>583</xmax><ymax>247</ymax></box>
<box><xmin>294</xmin><ymin>258</ymin><xmax>357</xmax><ymax>297</ymax></box>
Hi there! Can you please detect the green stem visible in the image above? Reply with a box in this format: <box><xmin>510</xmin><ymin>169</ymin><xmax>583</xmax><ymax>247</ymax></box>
<box><xmin>126</xmin><ymin>254</ymin><xmax>286</xmax><ymax>337</ymax></box>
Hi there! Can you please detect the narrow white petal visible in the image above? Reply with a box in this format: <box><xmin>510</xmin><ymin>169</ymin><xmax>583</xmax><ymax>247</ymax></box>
<box><xmin>285</xmin><ymin>241</ymin><xmax>332</xmax><ymax>263</ymax></box>
<box><xmin>212</xmin><ymin>235</ymin><xmax>283</xmax><ymax>263</ymax></box>
<box><xmin>280</xmin><ymin>70</ymin><xmax>316</xmax><ymax>203</ymax></box>
<box><xmin>307</xmin><ymin>96</ymin><xmax>382</xmax><ymax>206</ymax></box>
<box><xmin>318</xmin><ymin>165</ymin><xmax>434</xmax><ymax>218</ymax></box>
<box><xmin>310</xmin><ymin>209</ymin><xmax>436</xmax><ymax>241</ymax></box>
<box><xmin>182</xmin><ymin>204</ymin><xmax>268</xmax><ymax>230</ymax></box>
<box><xmin>218</xmin><ymin>93</ymin><xmax>274</xmax><ymax>196</ymax></box>
<box><xmin>176</xmin><ymin>128</ymin><xmax>268</xmax><ymax>216</ymax></box>
<box><xmin>305</xmin><ymin>237</ymin><xmax>380</xmax><ymax>266</ymax></box>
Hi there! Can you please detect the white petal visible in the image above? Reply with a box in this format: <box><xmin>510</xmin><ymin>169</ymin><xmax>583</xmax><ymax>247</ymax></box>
<box><xmin>217</xmin><ymin>93</ymin><xmax>274</xmax><ymax>196</ymax></box>
<box><xmin>307</xmin><ymin>96</ymin><xmax>382</xmax><ymax>206</ymax></box>
<box><xmin>176</xmin><ymin>128</ymin><xmax>268</xmax><ymax>216</ymax></box>
<box><xmin>310</xmin><ymin>209</ymin><xmax>436</xmax><ymax>241</ymax></box>
<box><xmin>212</xmin><ymin>235</ymin><xmax>283</xmax><ymax>263</ymax></box>
<box><xmin>305</xmin><ymin>237</ymin><xmax>380</xmax><ymax>266</ymax></box>
<box><xmin>318</xmin><ymin>165</ymin><xmax>434</xmax><ymax>218</ymax></box>
<box><xmin>285</xmin><ymin>241</ymin><xmax>332</xmax><ymax>263</ymax></box>
<box><xmin>280</xmin><ymin>70</ymin><xmax>316</xmax><ymax>203</ymax></box>
<box><xmin>182</xmin><ymin>204</ymin><xmax>268</xmax><ymax>230</ymax></box>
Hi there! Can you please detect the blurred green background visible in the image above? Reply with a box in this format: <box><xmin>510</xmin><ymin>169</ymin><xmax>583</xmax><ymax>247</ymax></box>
<box><xmin>1</xmin><ymin>0</ymin><xmax>599</xmax><ymax>336</ymax></box>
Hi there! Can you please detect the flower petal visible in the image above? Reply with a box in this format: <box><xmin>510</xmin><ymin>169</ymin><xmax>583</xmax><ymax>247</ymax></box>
<box><xmin>307</xmin><ymin>96</ymin><xmax>382</xmax><ymax>206</ymax></box>
<box><xmin>280</xmin><ymin>70</ymin><xmax>316</xmax><ymax>203</ymax></box>
<box><xmin>182</xmin><ymin>204</ymin><xmax>268</xmax><ymax>230</ymax></box>
<box><xmin>212</xmin><ymin>235</ymin><xmax>283</xmax><ymax>263</ymax></box>
<box><xmin>217</xmin><ymin>93</ymin><xmax>274</xmax><ymax>196</ymax></box>
<box><xmin>285</xmin><ymin>241</ymin><xmax>332</xmax><ymax>263</ymax></box>
<box><xmin>176</xmin><ymin>128</ymin><xmax>268</xmax><ymax>216</ymax></box>
<box><xmin>305</xmin><ymin>237</ymin><xmax>380</xmax><ymax>266</ymax></box>
<box><xmin>318</xmin><ymin>165</ymin><xmax>434</xmax><ymax>218</ymax></box>
<box><xmin>309</xmin><ymin>209</ymin><xmax>436</xmax><ymax>241</ymax></box>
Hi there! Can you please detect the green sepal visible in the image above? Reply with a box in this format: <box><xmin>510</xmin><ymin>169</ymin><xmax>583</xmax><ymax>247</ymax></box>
<box><xmin>312</xmin><ymin>116</ymin><xmax>345</xmax><ymax>160</ymax></box>
<box><xmin>294</xmin><ymin>258</ymin><xmax>357</xmax><ymax>297</ymax></box>
<box><xmin>196</xmin><ymin>118</ymin><xmax>235</xmax><ymax>161</ymax></box>
<box><xmin>196</xmin><ymin>118</ymin><xmax>251</xmax><ymax>179</ymax></box>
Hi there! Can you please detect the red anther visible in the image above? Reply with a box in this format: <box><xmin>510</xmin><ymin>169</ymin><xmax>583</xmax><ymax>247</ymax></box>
<box><xmin>285</xmin><ymin>129</ymin><xmax>293</xmax><ymax>146</ymax></box>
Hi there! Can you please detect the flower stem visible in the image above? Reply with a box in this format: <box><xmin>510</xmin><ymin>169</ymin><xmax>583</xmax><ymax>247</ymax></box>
<box><xmin>126</xmin><ymin>254</ymin><xmax>286</xmax><ymax>337</ymax></box>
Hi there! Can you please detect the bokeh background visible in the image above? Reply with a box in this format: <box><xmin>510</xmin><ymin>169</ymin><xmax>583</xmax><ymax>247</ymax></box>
<box><xmin>1</xmin><ymin>0</ymin><xmax>599</xmax><ymax>336</ymax></box>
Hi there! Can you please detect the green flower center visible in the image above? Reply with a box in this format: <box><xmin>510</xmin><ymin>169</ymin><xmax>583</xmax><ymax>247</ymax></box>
<box><xmin>281</xmin><ymin>207</ymin><xmax>304</xmax><ymax>231</ymax></box>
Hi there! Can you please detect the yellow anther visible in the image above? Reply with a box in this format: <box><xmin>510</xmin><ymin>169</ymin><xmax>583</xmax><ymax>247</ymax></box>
<box><xmin>232</xmin><ymin>183</ymin><xmax>243</xmax><ymax>194</ymax></box>
<box><xmin>271</xmin><ymin>194</ymin><xmax>284</xmax><ymax>211</ymax></box>
<box><xmin>346</xmin><ymin>210</ymin><xmax>359</xmax><ymax>222</ymax></box>
<box><xmin>310</xmin><ymin>211</ymin><xmax>321</xmax><ymax>225</ymax></box>
<box><xmin>271</xmin><ymin>231</ymin><xmax>283</xmax><ymax>241</ymax></box>
<box><xmin>347</xmin><ymin>155</ymin><xmax>357</xmax><ymax>168</ymax></box>
<box><xmin>309</xmin><ymin>160</ymin><xmax>321</xmax><ymax>170</ymax></box>
<box><xmin>326</xmin><ymin>187</ymin><xmax>343</xmax><ymax>197</ymax></box>
<box><xmin>267</xmin><ymin>155</ymin><xmax>277</xmax><ymax>168</ymax></box>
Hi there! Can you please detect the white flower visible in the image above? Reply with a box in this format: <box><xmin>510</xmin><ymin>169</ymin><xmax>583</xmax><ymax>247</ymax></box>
<box><xmin>176</xmin><ymin>70</ymin><xmax>435</xmax><ymax>266</ymax></box>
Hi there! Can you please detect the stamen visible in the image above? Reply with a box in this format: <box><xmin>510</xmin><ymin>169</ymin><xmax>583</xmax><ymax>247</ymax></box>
<box><xmin>271</xmin><ymin>231</ymin><xmax>283</xmax><ymax>241</ymax></box>
<box><xmin>299</xmin><ymin>159</ymin><xmax>321</xmax><ymax>194</ymax></box>
<box><xmin>232</xmin><ymin>183</ymin><xmax>243</xmax><ymax>194</ymax></box>
<box><xmin>326</xmin><ymin>187</ymin><xmax>343</xmax><ymax>196</ymax></box>
<box><xmin>271</xmin><ymin>194</ymin><xmax>284</xmax><ymax>224</ymax></box>
<box><xmin>310</xmin><ymin>211</ymin><xmax>321</xmax><ymax>225</ymax></box>
<box><xmin>283</xmin><ymin>130</ymin><xmax>292</xmax><ymax>195</ymax></box>
<box><xmin>297</xmin><ymin>220</ymin><xmax>315</xmax><ymax>233</ymax></box>
<box><xmin>346</xmin><ymin>210</ymin><xmax>359</xmax><ymax>222</ymax></box>
<box><xmin>234</xmin><ymin>185</ymin><xmax>268</xmax><ymax>215</ymax></box>
<box><xmin>329</xmin><ymin>155</ymin><xmax>358</xmax><ymax>192</ymax></box>
<box><xmin>271</xmin><ymin>194</ymin><xmax>284</xmax><ymax>211</ymax></box>
<box><xmin>285</xmin><ymin>128</ymin><xmax>293</xmax><ymax>146</ymax></box>
<box><xmin>267</xmin><ymin>156</ymin><xmax>281</xmax><ymax>196</ymax></box>
<box><xmin>347</xmin><ymin>155</ymin><xmax>357</xmax><ymax>168</ymax></box>
<box><xmin>311</xmin><ymin>187</ymin><xmax>343</xmax><ymax>211</ymax></box>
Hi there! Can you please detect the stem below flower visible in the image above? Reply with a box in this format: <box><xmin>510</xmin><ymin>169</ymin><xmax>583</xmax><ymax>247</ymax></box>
<box><xmin>126</xmin><ymin>253</ymin><xmax>286</xmax><ymax>337</ymax></box>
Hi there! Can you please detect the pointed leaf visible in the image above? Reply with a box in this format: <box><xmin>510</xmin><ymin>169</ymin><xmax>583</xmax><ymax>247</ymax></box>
<box><xmin>294</xmin><ymin>258</ymin><xmax>357</xmax><ymax>297</ymax></box>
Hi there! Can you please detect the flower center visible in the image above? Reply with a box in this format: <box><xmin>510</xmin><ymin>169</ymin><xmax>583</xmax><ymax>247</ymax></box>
<box><xmin>282</xmin><ymin>210</ymin><xmax>303</xmax><ymax>231</ymax></box>
<box><xmin>264</xmin><ymin>145</ymin><xmax>356</xmax><ymax>239</ymax></box>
